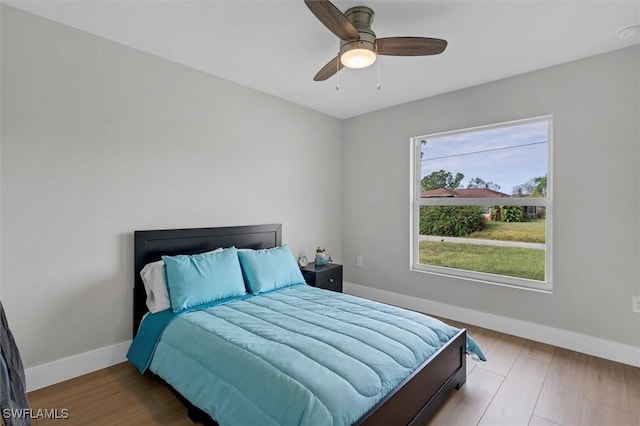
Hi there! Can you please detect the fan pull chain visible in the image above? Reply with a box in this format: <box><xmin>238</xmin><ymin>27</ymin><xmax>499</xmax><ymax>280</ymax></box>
<box><xmin>377</xmin><ymin>60</ymin><xmax>381</xmax><ymax>90</ymax></box>
<box><xmin>336</xmin><ymin>55</ymin><xmax>340</xmax><ymax>91</ymax></box>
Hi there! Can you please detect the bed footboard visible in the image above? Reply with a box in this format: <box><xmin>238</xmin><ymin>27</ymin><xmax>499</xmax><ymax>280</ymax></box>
<box><xmin>355</xmin><ymin>329</ymin><xmax>467</xmax><ymax>426</ymax></box>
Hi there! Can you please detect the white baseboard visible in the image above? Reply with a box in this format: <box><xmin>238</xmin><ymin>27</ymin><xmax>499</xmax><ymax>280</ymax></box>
<box><xmin>344</xmin><ymin>282</ymin><xmax>640</xmax><ymax>368</ymax></box>
<box><xmin>25</xmin><ymin>340</ymin><xmax>131</xmax><ymax>392</ymax></box>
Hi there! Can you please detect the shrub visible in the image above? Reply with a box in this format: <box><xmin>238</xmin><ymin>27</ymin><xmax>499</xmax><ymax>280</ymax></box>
<box><xmin>490</xmin><ymin>205</ymin><xmax>524</xmax><ymax>222</ymax></box>
<box><xmin>501</xmin><ymin>206</ymin><xmax>524</xmax><ymax>222</ymax></box>
<box><xmin>490</xmin><ymin>206</ymin><xmax>502</xmax><ymax>222</ymax></box>
<box><xmin>420</xmin><ymin>206</ymin><xmax>485</xmax><ymax>237</ymax></box>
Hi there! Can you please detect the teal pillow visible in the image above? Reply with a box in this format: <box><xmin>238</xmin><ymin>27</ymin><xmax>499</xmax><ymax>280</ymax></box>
<box><xmin>163</xmin><ymin>247</ymin><xmax>246</xmax><ymax>312</ymax></box>
<box><xmin>237</xmin><ymin>245</ymin><xmax>306</xmax><ymax>294</ymax></box>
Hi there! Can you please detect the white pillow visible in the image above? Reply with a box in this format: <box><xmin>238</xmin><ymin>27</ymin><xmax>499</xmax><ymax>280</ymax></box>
<box><xmin>140</xmin><ymin>247</ymin><xmax>224</xmax><ymax>313</ymax></box>
<box><xmin>141</xmin><ymin>260</ymin><xmax>170</xmax><ymax>313</ymax></box>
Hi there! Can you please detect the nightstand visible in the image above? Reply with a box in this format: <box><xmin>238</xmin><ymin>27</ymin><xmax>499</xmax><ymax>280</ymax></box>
<box><xmin>301</xmin><ymin>263</ymin><xmax>343</xmax><ymax>293</ymax></box>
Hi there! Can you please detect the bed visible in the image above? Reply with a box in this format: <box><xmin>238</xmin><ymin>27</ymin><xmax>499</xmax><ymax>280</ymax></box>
<box><xmin>129</xmin><ymin>224</ymin><xmax>483</xmax><ymax>425</ymax></box>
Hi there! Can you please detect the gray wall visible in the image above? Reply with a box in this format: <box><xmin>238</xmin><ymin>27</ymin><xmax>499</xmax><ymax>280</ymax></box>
<box><xmin>343</xmin><ymin>46</ymin><xmax>640</xmax><ymax>348</ymax></box>
<box><xmin>1</xmin><ymin>6</ymin><xmax>343</xmax><ymax>367</ymax></box>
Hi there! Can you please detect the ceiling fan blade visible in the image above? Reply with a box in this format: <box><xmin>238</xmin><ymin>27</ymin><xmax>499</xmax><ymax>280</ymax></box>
<box><xmin>305</xmin><ymin>0</ymin><xmax>360</xmax><ymax>40</ymax></box>
<box><xmin>377</xmin><ymin>37</ymin><xmax>448</xmax><ymax>56</ymax></box>
<box><xmin>313</xmin><ymin>55</ymin><xmax>344</xmax><ymax>81</ymax></box>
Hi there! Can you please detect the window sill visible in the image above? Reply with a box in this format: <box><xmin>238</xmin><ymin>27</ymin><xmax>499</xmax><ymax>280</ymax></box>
<box><xmin>411</xmin><ymin>263</ymin><xmax>553</xmax><ymax>294</ymax></box>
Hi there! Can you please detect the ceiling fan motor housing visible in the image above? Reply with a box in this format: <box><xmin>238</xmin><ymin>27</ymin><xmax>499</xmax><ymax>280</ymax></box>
<box><xmin>340</xmin><ymin>6</ymin><xmax>377</xmax><ymax>67</ymax></box>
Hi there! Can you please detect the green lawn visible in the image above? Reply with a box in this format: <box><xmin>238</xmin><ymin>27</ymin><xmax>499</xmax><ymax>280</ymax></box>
<box><xmin>468</xmin><ymin>220</ymin><xmax>546</xmax><ymax>243</ymax></box>
<box><xmin>419</xmin><ymin>241</ymin><xmax>545</xmax><ymax>281</ymax></box>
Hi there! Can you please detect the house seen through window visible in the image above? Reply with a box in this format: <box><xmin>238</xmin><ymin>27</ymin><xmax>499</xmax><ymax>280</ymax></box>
<box><xmin>411</xmin><ymin>116</ymin><xmax>552</xmax><ymax>291</ymax></box>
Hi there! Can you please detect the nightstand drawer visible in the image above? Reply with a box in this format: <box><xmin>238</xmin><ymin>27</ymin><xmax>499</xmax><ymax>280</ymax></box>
<box><xmin>301</xmin><ymin>263</ymin><xmax>343</xmax><ymax>293</ymax></box>
<box><xmin>316</xmin><ymin>268</ymin><xmax>342</xmax><ymax>292</ymax></box>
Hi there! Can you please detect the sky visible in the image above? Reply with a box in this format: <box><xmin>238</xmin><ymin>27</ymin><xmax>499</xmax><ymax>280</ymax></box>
<box><xmin>420</xmin><ymin>119</ymin><xmax>549</xmax><ymax>195</ymax></box>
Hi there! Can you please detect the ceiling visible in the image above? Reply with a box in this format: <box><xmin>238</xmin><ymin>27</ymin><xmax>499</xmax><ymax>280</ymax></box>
<box><xmin>5</xmin><ymin>0</ymin><xmax>640</xmax><ymax>119</ymax></box>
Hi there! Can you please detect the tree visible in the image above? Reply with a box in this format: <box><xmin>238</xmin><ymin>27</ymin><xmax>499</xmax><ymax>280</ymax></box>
<box><xmin>421</xmin><ymin>170</ymin><xmax>464</xmax><ymax>191</ymax></box>
<box><xmin>467</xmin><ymin>177</ymin><xmax>501</xmax><ymax>191</ymax></box>
<box><xmin>512</xmin><ymin>175</ymin><xmax>547</xmax><ymax>197</ymax></box>
<box><xmin>531</xmin><ymin>175</ymin><xmax>547</xmax><ymax>197</ymax></box>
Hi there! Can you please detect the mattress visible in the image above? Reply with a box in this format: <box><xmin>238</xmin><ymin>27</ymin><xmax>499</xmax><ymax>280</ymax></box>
<box><xmin>130</xmin><ymin>284</ymin><xmax>484</xmax><ymax>426</ymax></box>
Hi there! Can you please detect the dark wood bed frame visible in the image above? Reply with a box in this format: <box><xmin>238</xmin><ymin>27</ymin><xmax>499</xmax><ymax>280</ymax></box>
<box><xmin>133</xmin><ymin>224</ymin><xmax>466</xmax><ymax>426</ymax></box>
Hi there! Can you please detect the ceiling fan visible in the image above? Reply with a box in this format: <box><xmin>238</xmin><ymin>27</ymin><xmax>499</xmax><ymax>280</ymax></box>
<box><xmin>304</xmin><ymin>0</ymin><xmax>448</xmax><ymax>81</ymax></box>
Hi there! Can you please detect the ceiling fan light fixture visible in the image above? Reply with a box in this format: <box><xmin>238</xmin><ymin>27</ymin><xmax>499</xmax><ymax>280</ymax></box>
<box><xmin>339</xmin><ymin>6</ymin><xmax>377</xmax><ymax>69</ymax></box>
<box><xmin>339</xmin><ymin>33</ymin><xmax>377</xmax><ymax>69</ymax></box>
<box><xmin>341</xmin><ymin>47</ymin><xmax>376</xmax><ymax>69</ymax></box>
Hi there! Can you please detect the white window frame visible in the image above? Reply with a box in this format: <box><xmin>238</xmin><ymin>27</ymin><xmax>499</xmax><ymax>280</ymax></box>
<box><xmin>410</xmin><ymin>116</ymin><xmax>553</xmax><ymax>292</ymax></box>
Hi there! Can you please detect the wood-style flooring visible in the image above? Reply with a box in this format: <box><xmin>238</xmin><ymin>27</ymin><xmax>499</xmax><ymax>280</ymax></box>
<box><xmin>26</xmin><ymin>320</ymin><xmax>640</xmax><ymax>426</ymax></box>
<box><xmin>430</xmin><ymin>319</ymin><xmax>639</xmax><ymax>426</ymax></box>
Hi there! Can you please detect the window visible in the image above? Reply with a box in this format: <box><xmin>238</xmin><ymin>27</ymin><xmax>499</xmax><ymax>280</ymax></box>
<box><xmin>411</xmin><ymin>117</ymin><xmax>552</xmax><ymax>291</ymax></box>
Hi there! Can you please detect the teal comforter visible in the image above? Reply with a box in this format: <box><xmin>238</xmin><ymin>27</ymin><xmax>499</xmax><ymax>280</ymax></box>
<box><xmin>143</xmin><ymin>285</ymin><xmax>484</xmax><ymax>426</ymax></box>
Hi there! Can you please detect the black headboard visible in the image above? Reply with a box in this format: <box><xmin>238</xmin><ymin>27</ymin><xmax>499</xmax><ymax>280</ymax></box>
<box><xmin>133</xmin><ymin>224</ymin><xmax>282</xmax><ymax>336</ymax></box>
